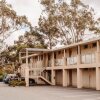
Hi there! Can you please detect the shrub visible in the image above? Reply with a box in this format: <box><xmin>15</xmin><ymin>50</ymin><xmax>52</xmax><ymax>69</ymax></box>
<box><xmin>9</xmin><ymin>80</ymin><xmax>26</xmax><ymax>86</ymax></box>
<box><xmin>17</xmin><ymin>81</ymin><xmax>26</xmax><ymax>86</ymax></box>
<box><xmin>0</xmin><ymin>75</ymin><xmax>3</xmax><ymax>82</ymax></box>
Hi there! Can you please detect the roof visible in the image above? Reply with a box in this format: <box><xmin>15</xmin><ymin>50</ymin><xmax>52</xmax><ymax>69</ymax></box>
<box><xmin>20</xmin><ymin>48</ymin><xmax>52</xmax><ymax>54</ymax></box>
<box><xmin>53</xmin><ymin>37</ymin><xmax>100</xmax><ymax>51</ymax></box>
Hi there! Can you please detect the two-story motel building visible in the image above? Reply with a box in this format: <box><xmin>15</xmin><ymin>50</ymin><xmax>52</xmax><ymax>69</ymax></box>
<box><xmin>19</xmin><ymin>37</ymin><xmax>100</xmax><ymax>90</ymax></box>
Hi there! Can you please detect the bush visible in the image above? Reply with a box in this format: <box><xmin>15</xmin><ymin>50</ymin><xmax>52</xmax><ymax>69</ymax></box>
<box><xmin>0</xmin><ymin>75</ymin><xmax>3</xmax><ymax>82</ymax></box>
<box><xmin>9</xmin><ymin>80</ymin><xmax>26</xmax><ymax>86</ymax></box>
<box><xmin>17</xmin><ymin>81</ymin><xmax>26</xmax><ymax>86</ymax></box>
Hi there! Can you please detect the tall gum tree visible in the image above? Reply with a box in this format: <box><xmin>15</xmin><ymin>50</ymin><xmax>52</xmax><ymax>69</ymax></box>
<box><xmin>0</xmin><ymin>0</ymin><xmax>31</xmax><ymax>50</ymax></box>
<box><xmin>38</xmin><ymin>0</ymin><xmax>100</xmax><ymax>48</ymax></box>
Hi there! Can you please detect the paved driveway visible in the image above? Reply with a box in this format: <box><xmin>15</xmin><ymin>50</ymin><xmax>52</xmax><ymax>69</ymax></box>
<box><xmin>0</xmin><ymin>83</ymin><xmax>100</xmax><ymax>100</ymax></box>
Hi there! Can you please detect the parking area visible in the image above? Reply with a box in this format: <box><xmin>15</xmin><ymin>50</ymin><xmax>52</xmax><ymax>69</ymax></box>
<box><xmin>0</xmin><ymin>83</ymin><xmax>100</xmax><ymax>100</ymax></box>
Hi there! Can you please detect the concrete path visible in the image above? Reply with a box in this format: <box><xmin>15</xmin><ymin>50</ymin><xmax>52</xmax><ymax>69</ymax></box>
<box><xmin>0</xmin><ymin>83</ymin><xmax>100</xmax><ymax>100</ymax></box>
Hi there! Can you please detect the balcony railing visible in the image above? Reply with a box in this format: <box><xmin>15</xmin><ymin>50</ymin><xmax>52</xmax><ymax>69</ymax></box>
<box><xmin>33</xmin><ymin>61</ymin><xmax>43</xmax><ymax>68</ymax></box>
<box><xmin>48</xmin><ymin>60</ymin><xmax>52</xmax><ymax>67</ymax></box>
<box><xmin>67</xmin><ymin>56</ymin><xmax>77</xmax><ymax>65</ymax></box>
<box><xmin>55</xmin><ymin>59</ymin><xmax>64</xmax><ymax>66</ymax></box>
<box><xmin>81</xmin><ymin>53</ymin><xmax>95</xmax><ymax>64</ymax></box>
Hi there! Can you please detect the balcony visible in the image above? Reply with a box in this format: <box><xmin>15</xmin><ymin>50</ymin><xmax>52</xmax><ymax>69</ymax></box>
<box><xmin>81</xmin><ymin>53</ymin><xmax>96</xmax><ymax>64</ymax></box>
<box><xmin>55</xmin><ymin>59</ymin><xmax>64</xmax><ymax>66</ymax></box>
<box><xmin>67</xmin><ymin>56</ymin><xmax>77</xmax><ymax>65</ymax></box>
<box><xmin>33</xmin><ymin>61</ymin><xmax>43</xmax><ymax>68</ymax></box>
<box><xmin>29</xmin><ymin>63</ymin><xmax>32</xmax><ymax>69</ymax></box>
<box><xmin>48</xmin><ymin>60</ymin><xmax>52</xmax><ymax>67</ymax></box>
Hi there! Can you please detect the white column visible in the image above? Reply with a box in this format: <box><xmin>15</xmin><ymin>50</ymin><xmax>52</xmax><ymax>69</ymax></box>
<box><xmin>77</xmin><ymin>68</ymin><xmax>83</xmax><ymax>88</ymax></box>
<box><xmin>96</xmin><ymin>67</ymin><xmax>100</xmax><ymax>90</ymax></box>
<box><xmin>51</xmin><ymin>70</ymin><xmax>55</xmax><ymax>85</ymax></box>
<box><xmin>25</xmin><ymin>50</ymin><xmax>29</xmax><ymax>87</ymax></box>
<box><xmin>62</xmin><ymin>69</ymin><xmax>68</xmax><ymax>87</ymax></box>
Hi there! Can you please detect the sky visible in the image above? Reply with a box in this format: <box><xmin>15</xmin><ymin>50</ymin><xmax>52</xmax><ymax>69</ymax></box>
<box><xmin>4</xmin><ymin>0</ymin><xmax>100</xmax><ymax>46</ymax></box>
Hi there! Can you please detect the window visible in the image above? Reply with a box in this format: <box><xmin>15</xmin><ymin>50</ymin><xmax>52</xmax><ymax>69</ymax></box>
<box><xmin>58</xmin><ymin>51</ymin><xmax>61</xmax><ymax>54</ymax></box>
<box><xmin>81</xmin><ymin>55</ymin><xmax>85</xmax><ymax>64</ymax></box>
<box><xmin>54</xmin><ymin>53</ymin><xmax>56</xmax><ymax>59</ymax></box>
<box><xmin>55</xmin><ymin>59</ymin><xmax>64</xmax><ymax>66</ymax></box>
<box><xmin>41</xmin><ymin>55</ymin><xmax>43</xmax><ymax>60</ymax></box>
<box><xmin>65</xmin><ymin>49</ymin><xmax>67</xmax><ymax>53</ymax></box>
<box><xmin>69</xmin><ymin>49</ymin><xmax>72</xmax><ymax>57</ymax></box>
<box><xmin>92</xmin><ymin>43</ymin><xmax>97</xmax><ymax>48</ymax></box>
<box><xmin>48</xmin><ymin>54</ymin><xmax>51</xmax><ymax>60</ymax></box>
<box><xmin>22</xmin><ymin>59</ymin><xmax>26</xmax><ymax>63</ymax></box>
<box><xmin>84</xmin><ymin>45</ymin><xmax>88</xmax><ymax>49</ymax></box>
<box><xmin>28</xmin><ymin>58</ymin><xmax>30</xmax><ymax>63</ymax></box>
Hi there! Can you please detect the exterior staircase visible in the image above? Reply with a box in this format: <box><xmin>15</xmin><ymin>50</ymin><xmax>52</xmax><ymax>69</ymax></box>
<box><xmin>38</xmin><ymin>76</ymin><xmax>52</xmax><ymax>85</ymax></box>
<box><xmin>29</xmin><ymin>69</ymin><xmax>52</xmax><ymax>85</ymax></box>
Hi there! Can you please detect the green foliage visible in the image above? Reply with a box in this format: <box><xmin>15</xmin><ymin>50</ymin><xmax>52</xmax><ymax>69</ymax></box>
<box><xmin>0</xmin><ymin>75</ymin><xmax>3</xmax><ymax>81</ymax></box>
<box><xmin>9</xmin><ymin>80</ymin><xmax>26</xmax><ymax>86</ymax></box>
<box><xmin>0</xmin><ymin>29</ymin><xmax>47</xmax><ymax>67</ymax></box>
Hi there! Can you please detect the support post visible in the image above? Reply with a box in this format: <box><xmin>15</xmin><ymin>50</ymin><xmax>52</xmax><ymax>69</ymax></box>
<box><xmin>96</xmin><ymin>67</ymin><xmax>100</xmax><ymax>90</ymax></box>
<box><xmin>77</xmin><ymin>68</ymin><xmax>83</xmax><ymax>88</ymax></box>
<box><xmin>51</xmin><ymin>70</ymin><xmax>55</xmax><ymax>85</ymax></box>
<box><xmin>25</xmin><ymin>50</ymin><xmax>29</xmax><ymax>87</ymax></box>
<box><xmin>96</xmin><ymin>41</ymin><xmax>100</xmax><ymax>90</ymax></box>
<box><xmin>77</xmin><ymin>45</ymin><xmax>82</xmax><ymax>88</ymax></box>
<box><xmin>62</xmin><ymin>69</ymin><xmax>68</xmax><ymax>87</ymax></box>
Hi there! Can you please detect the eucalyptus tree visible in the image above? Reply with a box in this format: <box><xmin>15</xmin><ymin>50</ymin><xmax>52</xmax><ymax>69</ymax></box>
<box><xmin>38</xmin><ymin>0</ymin><xmax>100</xmax><ymax>48</ymax></box>
<box><xmin>38</xmin><ymin>0</ymin><xmax>59</xmax><ymax>49</ymax></box>
<box><xmin>2</xmin><ymin>30</ymin><xmax>47</xmax><ymax>64</ymax></box>
<box><xmin>15</xmin><ymin>30</ymin><xmax>47</xmax><ymax>49</ymax></box>
<box><xmin>0</xmin><ymin>0</ymin><xmax>31</xmax><ymax>49</ymax></box>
